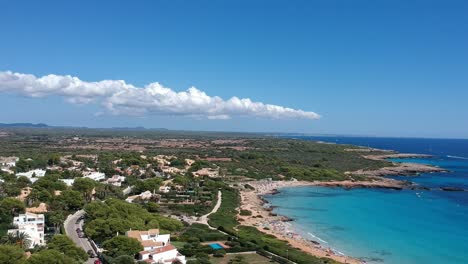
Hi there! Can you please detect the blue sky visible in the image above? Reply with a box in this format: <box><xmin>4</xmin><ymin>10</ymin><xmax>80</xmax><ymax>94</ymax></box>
<box><xmin>1</xmin><ymin>0</ymin><xmax>467</xmax><ymax>138</ymax></box>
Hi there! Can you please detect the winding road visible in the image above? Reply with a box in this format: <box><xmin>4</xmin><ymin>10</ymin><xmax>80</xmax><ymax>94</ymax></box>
<box><xmin>64</xmin><ymin>210</ymin><xmax>98</xmax><ymax>264</ymax></box>
<box><xmin>194</xmin><ymin>190</ymin><xmax>222</xmax><ymax>229</ymax></box>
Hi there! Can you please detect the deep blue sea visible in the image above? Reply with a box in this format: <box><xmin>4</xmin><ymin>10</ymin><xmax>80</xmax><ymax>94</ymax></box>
<box><xmin>265</xmin><ymin>136</ymin><xmax>468</xmax><ymax>264</ymax></box>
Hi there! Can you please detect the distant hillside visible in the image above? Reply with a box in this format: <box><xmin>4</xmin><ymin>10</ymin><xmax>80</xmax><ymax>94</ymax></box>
<box><xmin>110</xmin><ymin>127</ymin><xmax>168</xmax><ymax>131</ymax></box>
<box><xmin>0</xmin><ymin>123</ymin><xmax>168</xmax><ymax>131</ymax></box>
<box><xmin>0</xmin><ymin>123</ymin><xmax>50</xmax><ymax>128</ymax></box>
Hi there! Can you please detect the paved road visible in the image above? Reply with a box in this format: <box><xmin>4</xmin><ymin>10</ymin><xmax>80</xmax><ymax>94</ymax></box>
<box><xmin>64</xmin><ymin>210</ymin><xmax>98</xmax><ymax>264</ymax></box>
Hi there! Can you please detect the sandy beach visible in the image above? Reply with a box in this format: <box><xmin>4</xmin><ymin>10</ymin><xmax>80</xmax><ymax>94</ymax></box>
<box><xmin>237</xmin><ymin>180</ymin><xmax>364</xmax><ymax>264</ymax></box>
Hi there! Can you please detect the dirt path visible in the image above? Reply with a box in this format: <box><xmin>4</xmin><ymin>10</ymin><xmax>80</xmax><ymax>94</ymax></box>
<box><xmin>194</xmin><ymin>190</ymin><xmax>222</xmax><ymax>229</ymax></box>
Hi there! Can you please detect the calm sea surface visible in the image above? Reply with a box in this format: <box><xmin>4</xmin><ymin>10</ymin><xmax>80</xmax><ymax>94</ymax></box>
<box><xmin>265</xmin><ymin>137</ymin><xmax>468</xmax><ymax>264</ymax></box>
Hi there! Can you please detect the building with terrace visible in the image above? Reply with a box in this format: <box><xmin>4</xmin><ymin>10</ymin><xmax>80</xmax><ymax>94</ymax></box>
<box><xmin>126</xmin><ymin>229</ymin><xmax>186</xmax><ymax>264</ymax></box>
<box><xmin>8</xmin><ymin>212</ymin><xmax>46</xmax><ymax>248</ymax></box>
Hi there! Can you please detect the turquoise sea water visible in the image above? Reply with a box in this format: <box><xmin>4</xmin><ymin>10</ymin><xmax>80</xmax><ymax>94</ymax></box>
<box><xmin>265</xmin><ymin>137</ymin><xmax>468</xmax><ymax>264</ymax></box>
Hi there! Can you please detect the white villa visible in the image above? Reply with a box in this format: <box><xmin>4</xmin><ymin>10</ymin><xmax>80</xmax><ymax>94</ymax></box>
<box><xmin>126</xmin><ymin>229</ymin><xmax>186</xmax><ymax>264</ymax></box>
<box><xmin>192</xmin><ymin>167</ymin><xmax>219</xmax><ymax>178</ymax></box>
<box><xmin>83</xmin><ymin>171</ymin><xmax>106</xmax><ymax>181</ymax></box>
<box><xmin>125</xmin><ymin>190</ymin><xmax>154</xmax><ymax>203</ymax></box>
<box><xmin>60</xmin><ymin>179</ymin><xmax>75</xmax><ymax>186</ymax></box>
<box><xmin>105</xmin><ymin>175</ymin><xmax>126</xmax><ymax>187</ymax></box>
<box><xmin>0</xmin><ymin>156</ymin><xmax>19</xmax><ymax>167</ymax></box>
<box><xmin>159</xmin><ymin>186</ymin><xmax>171</xmax><ymax>193</ymax></box>
<box><xmin>8</xmin><ymin>212</ymin><xmax>45</xmax><ymax>248</ymax></box>
<box><xmin>16</xmin><ymin>169</ymin><xmax>46</xmax><ymax>183</ymax></box>
<box><xmin>161</xmin><ymin>166</ymin><xmax>183</xmax><ymax>175</ymax></box>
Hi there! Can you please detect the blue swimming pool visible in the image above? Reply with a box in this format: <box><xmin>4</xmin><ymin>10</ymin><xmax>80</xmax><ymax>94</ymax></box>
<box><xmin>209</xmin><ymin>243</ymin><xmax>223</xmax><ymax>250</ymax></box>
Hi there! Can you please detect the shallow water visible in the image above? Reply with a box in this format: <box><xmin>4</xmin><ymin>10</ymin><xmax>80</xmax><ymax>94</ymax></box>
<box><xmin>265</xmin><ymin>137</ymin><xmax>468</xmax><ymax>263</ymax></box>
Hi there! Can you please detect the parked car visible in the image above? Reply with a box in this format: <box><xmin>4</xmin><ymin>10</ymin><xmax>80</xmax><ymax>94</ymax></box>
<box><xmin>87</xmin><ymin>250</ymin><xmax>96</xmax><ymax>258</ymax></box>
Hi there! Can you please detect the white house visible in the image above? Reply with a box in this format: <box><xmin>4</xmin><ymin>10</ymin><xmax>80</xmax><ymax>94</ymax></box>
<box><xmin>192</xmin><ymin>167</ymin><xmax>219</xmax><ymax>178</ymax></box>
<box><xmin>59</xmin><ymin>179</ymin><xmax>75</xmax><ymax>186</ymax></box>
<box><xmin>158</xmin><ymin>186</ymin><xmax>171</xmax><ymax>193</ymax></box>
<box><xmin>0</xmin><ymin>156</ymin><xmax>19</xmax><ymax>167</ymax></box>
<box><xmin>122</xmin><ymin>186</ymin><xmax>134</xmax><ymax>195</ymax></box>
<box><xmin>16</xmin><ymin>169</ymin><xmax>46</xmax><ymax>183</ymax></box>
<box><xmin>83</xmin><ymin>171</ymin><xmax>106</xmax><ymax>181</ymax></box>
<box><xmin>126</xmin><ymin>229</ymin><xmax>185</xmax><ymax>264</ymax></box>
<box><xmin>8</xmin><ymin>212</ymin><xmax>45</xmax><ymax>248</ymax></box>
<box><xmin>105</xmin><ymin>175</ymin><xmax>126</xmax><ymax>187</ymax></box>
<box><xmin>125</xmin><ymin>190</ymin><xmax>154</xmax><ymax>203</ymax></box>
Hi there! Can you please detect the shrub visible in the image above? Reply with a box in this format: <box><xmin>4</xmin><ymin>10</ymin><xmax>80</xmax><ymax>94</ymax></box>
<box><xmin>239</xmin><ymin>209</ymin><xmax>252</xmax><ymax>216</ymax></box>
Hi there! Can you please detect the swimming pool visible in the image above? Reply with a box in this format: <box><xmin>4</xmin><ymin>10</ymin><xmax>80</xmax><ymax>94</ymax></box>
<box><xmin>209</xmin><ymin>243</ymin><xmax>224</xmax><ymax>250</ymax></box>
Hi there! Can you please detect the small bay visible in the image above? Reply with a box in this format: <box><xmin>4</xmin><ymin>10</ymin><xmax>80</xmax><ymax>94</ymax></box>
<box><xmin>265</xmin><ymin>136</ymin><xmax>468</xmax><ymax>263</ymax></box>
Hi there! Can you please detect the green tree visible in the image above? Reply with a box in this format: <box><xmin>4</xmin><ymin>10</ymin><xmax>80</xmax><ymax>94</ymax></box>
<box><xmin>102</xmin><ymin>236</ymin><xmax>142</xmax><ymax>258</ymax></box>
<box><xmin>0</xmin><ymin>198</ymin><xmax>25</xmax><ymax>216</ymax></box>
<box><xmin>47</xmin><ymin>235</ymin><xmax>88</xmax><ymax>263</ymax></box>
<box><xmin>16</xmin><ymin>177</ymin><xmax>31</xmax><ymax>189</ymax></box>
<box><xmin>72</xmin><ymin>177</ymin><xmax>96</xmax><ymax>201</ymax></box>
<box><xmin>47</xmin><ymin>154</ymin><xmax>61</xmax><ymax>166</ymax></box>
<box><xmin>26</xmin><ymin>249</ymin><xmax>79</xmax><ymax>264</ymax></box>
<box><xmin>134</xmin><ymin>178</ymin><xmax>161</xmax><ymax>194</ymax></box>
<box><xmin>47</xmin><ymin>211</ymin><xmax>65</xmax><ymax>234</ymax></box>
<box><xmin>3</xmin><ymin>232</ymin><xmax>31</xmax><ymax>250</ymax></box>
<box><xmin>112</xmin><ymin>255</ymin><xmax>135</xmax><ymax>264</ymax></box>
<box><xmin>0</xmin><ymin>244</ymin><xmax>25</xmax><ymax>264</ymax></box>
<box><xmin>59</xmin><ymin>190</ymin><xmax>85</xmax><ymax>210</ymax></box>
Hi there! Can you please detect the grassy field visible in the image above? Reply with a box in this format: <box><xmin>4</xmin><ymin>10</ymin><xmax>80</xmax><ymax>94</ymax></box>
<box><xmin>210</xmin><ymin>253</ymin><xmax>274</xmax><ymax>264</ymax></box>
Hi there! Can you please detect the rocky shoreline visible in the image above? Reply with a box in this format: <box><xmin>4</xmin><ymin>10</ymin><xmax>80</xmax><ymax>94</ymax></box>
<box><xmin>316</xmin><ymin>177</ymin><xmax>411</xmax><ymax>190</ymax></box>
<box><xmin>236</xmin><ymin>151</ymin><xmax>455</xmax><ymax>264</ymax></box>
<box><xmin>238</xmin><ymin>180</ymin><xmax>364</xmax><ymax>264</ymax></box>
<box><xmin>353</xmin><ymin>153</ymin><xmax>447</xmax><ymax>177</ymax></box>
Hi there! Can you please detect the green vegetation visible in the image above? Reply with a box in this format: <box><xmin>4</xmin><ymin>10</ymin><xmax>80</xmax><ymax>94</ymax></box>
<box><xmin>239</xmin><ymin>209</ymin><xmax>252</xmax><ymax>216</ymax></box>
<box><xmin>238</xmin><ymin>226</ymin><xmax>339</xmax><ymax>264</ymax></box>
<box><xmin>0</xmin><ymin>128</ymin><xmax>393</xmax><ymax>264</ymax></box>
<box><xmin>27</xmin><ymin>249</ymin><xmax>80</xmax><ymax>264</ymax></box>
<box><xmin>47</xmin><ymin>235</ymin><xmax>88</xmax><ymax>263</ymax></box>
<box><xmin>208</xmin><ymin>187</ymin><xmax>240</xmax><ymax>232</ymax></box>
<box><xmin>84</xmin><ymin>198</ymin><xmax>183</xmax><ymax>243</ymax></box>
<box><xmin>102</xmin><ymin>236</ymin><xmax>143</xmax><ymax>258</ymax></box>
<box><xmin>206</xmin><ymin>185</ymin><xmax>340</xmax><ymax>264</ymax></box>
<box><xmin>0</xmin><ymin>244</ymin><xmax>25</xmax><ymax>264</ymax></box>
<box><xmin>179</xmin><ymin>224</ymin><xmax>228</xmax><ymax>242</ymax></box>
<box><xmin>0</xmin><ymin>198</ymin><xmax>25</xmax><ymax>235</ymax></box>
<box><xmin>210</xmin><ymin>253</ymin><xmax>272</xmax><ymax>264</ymax></box>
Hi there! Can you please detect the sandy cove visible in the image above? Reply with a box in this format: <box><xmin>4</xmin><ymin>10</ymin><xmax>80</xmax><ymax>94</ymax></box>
<box><xmin>238</xmin><ymin>180</ymin><xmax>364</xmax><ymax>264</ymax></box>
<box><xmin>235</xmin><ymin>154</ymin><xmax>445</xmax><ymax>263</ymax></box>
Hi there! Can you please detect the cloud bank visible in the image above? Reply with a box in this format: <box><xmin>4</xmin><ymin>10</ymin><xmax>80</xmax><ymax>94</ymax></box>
<box><xmin>0</xmin><ymin>71</ymin><xmax>320</xmax><ymax>120</ymax></box>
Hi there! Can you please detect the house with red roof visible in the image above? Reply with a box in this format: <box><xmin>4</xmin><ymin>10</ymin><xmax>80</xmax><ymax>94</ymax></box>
<box><xmin>126</xmin><ymin>229</ymin><xmax>186</xmax><ymax>264</ymax></box>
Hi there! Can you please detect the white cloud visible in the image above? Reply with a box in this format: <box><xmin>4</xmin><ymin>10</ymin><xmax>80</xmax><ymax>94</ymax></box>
<box><xmin>0</xmin><ymin>70</ymin><xmax>321</xmax><ymax>120</ymax></box>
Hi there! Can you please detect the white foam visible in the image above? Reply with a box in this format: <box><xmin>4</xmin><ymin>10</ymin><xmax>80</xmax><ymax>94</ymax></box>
<box><xmin>447</xmin><ymin>155</ymin><xmax>468</xmax><ymax>160</ymax></box>
<box><xmin>308</xmin><ymin>232</ymin><xmax>328</xmax><ymax>244</ymax></box>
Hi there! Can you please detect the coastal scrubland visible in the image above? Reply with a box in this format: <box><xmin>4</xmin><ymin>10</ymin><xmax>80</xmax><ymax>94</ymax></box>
<box><xmin>0</xmin><ymin>128</ymin><xmax>397</xmax><ymax>264</ymax></box>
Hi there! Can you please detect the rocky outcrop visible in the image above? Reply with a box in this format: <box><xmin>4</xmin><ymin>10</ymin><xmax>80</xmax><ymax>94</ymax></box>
<box><xmin>363</xmin><ymin>153</ymin><xmax>432</xmax><ymax>161</ymax></box>
<box><xmin>440</xmin><ymin>187</ymin><xmax>465</xmax><ymax>192</ymax></box>
<box><xmin>353</xmin><ymin>163</ymin><xmax>446</xmax><ymax>177</ymax></box>
<box><xmin>316</xmin><ymin>178</ymin><xmax>412</xmax><ymax>190</ymax></box>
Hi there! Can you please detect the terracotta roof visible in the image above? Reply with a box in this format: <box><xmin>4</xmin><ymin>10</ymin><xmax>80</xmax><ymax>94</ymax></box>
<box><xmin>140</xmin><ymin>244</ymin><xmax>176</xmax><ymax>255</ymax></box>
<box><xmin>126</xmin><ymin>229</ymin><xmax>160</xmax><ymax>241</ymax></box>
<box><xmin>141</xmin><ymin>240</ymin><xmax>163</xmax><ymax>247</ymax></box>
<box><xmin>26</xmin><ymin>203</ymin><xmax>48</xmax><ymax>213</ymax></box>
